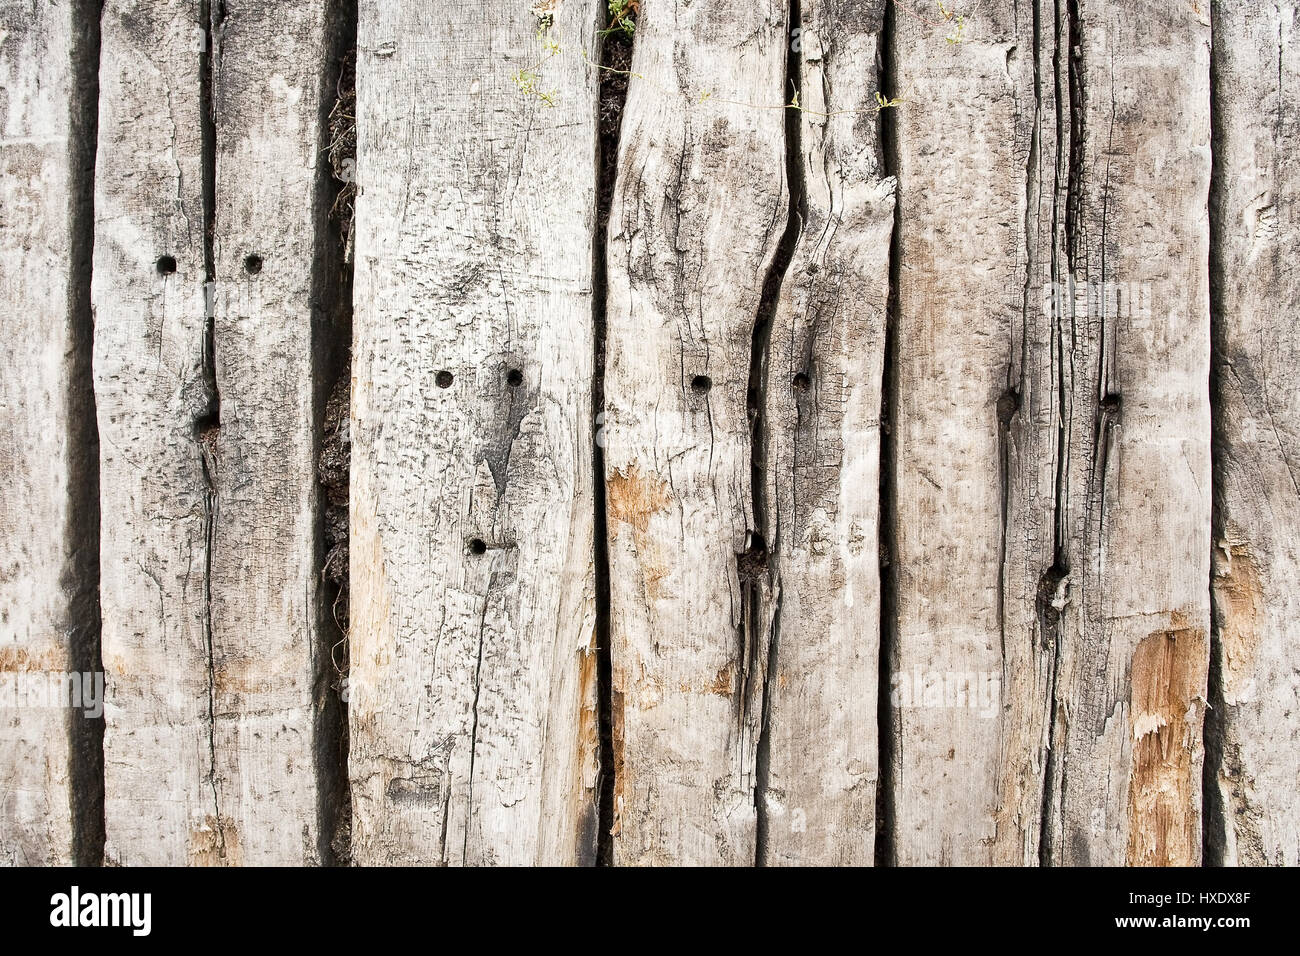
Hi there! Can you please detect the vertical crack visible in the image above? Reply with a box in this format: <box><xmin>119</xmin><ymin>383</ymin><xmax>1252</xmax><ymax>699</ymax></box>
<box><xmin>314</xmin><ymin>0</ymin><xmax>357</xmax><ymax>867</ymax></box>
<box><xmin>68</xmin><ymin>0</ymin><xmax>105</xmax><ymax>867</ymax></box>
<box><xmin>592</xmin><ymin>1</ymin><xmax>633</xmax><ymax>868</ymax></box>
<box><xmin>1038</xmin><ymin>0</ymin><xmax>1082</xmax><ymax>867</ymax></box>
<box><xmin>874</xmin><ymin>0</ymin><xmax>900</xmax><ymax>869</ymax></box>
<box><xmin>752</xmin><ymin>0</ymin><xmax>803</xmax><ymax>867</ymax></box>
<box><xmin>1202</xmin><ymin>2</ymin><xmax>1227</xmax><ymax>868</ymax></box>
<box><xmin>197</xmin><ymin>0</ymin><xmax>225</xmax><ymax>861</ymax></box>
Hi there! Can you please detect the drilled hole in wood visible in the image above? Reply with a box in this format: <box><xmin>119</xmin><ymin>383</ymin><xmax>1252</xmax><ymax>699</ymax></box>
<box><xmin>792</xmin><ymin>372</ymin><xmax>811</xmax><ymax>391</ymax></box>
<box><xmin>507</xmin><ymin>368</ymin><xmax>524</xmax><ymax>387</ymax></box>
<box><xmin>436</xmin><ymin>370</ymin><xmax>453</xmax><ymax>388</ymax></box>
<box><xmin>691</xmin><ymin>374</ymin><xmax>712</xmax><ymax>394</ymax></box>
<box><xmin>469</xmin><ymin>538</ymin><xmax>487</xmax><ymax>555</ymax></box>
<box><xmin>156</xmin><ymin>255</ymin><xmax>177</xmax><ymax>275</ymax></box>
<box><xmin>244</xmin><ymin>254</ymin><xmax>263</xmax><ymax>275</ymax></box>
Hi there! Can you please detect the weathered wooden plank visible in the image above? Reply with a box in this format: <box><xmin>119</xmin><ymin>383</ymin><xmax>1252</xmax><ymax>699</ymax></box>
<box><xmin>349</xmin><ymin>0</ymin><xmax>601</xmax><ymax>865</ymax></box>
<box><xmin>94</xmin><ymin>0</ymin><xmax>337</xmax><ymax>864</ymax></box>
<box><xmin>1207</xmin><ymin>0</ymin><xmax>1300</xmax><ymax>867</ymax></box>
<box><xmin>888</xmin><ymin>2</ymin><xmax>1048</xmax><ymax>865</ymax></box>
<box><xmin>207</xmin><ymin>0</ymin><xmax>342</xmax><ymax>865</ymax></box>
<box><xmin>756</xmin><ymin>0</ymin><xmax>895</xmax><ymax>866</ymax></box>
<box><xmin>1043</xmin><ymin>0</ymin><xmax>1213</xmax><ymax>867</ymax></box>
<box><xmin>603</xmin><ymin>0</ymin><xmax>788</xmax><ymax>865</ymax></box>
<box><xmin>0</xmin><ymin>0</ymin><xmax>100</xmax><ymax>866</ymax></box>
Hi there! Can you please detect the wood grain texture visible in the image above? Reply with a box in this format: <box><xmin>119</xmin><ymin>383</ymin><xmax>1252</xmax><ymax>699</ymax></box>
<box><xmin>94</xmin><ymin>0</ymin><xmax>336</xmax><ymax>864</ymax></box>
<box><xmin>888</xmin><ymin>1</ymin><xmax>1046</xmax><ymax>865</ymax></box>
<box><xmin>757</xmin><ymin>0</ymin><xmax>895</xmax><ymax>866</ymax></box>
<box><xmin>349</xmin><ymin>0</ymin><xmax>601</xmax><ymax>866</ymax></box>
<box><xmin>0</xmin><ymin>0</ymin><xmax>99</xmax><ymax>866</ymax></box>
<box><xmin>603</xmin><ymin>0</ymin><xmax>788</xmax><ymax>866</ymax></box>
<box><xmin>1044</xmin><ymin>0</ymin><xmax>1212</xmax><ymax>867</ymax></box>
<box><xmin>1208</xmin><ymin>0</ymin><xmax>1300</xmax><ymax>867</ymax></box>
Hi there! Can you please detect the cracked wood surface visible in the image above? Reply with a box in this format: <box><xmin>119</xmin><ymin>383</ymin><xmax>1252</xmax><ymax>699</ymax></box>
<box><xmin>93</xmin><ymin>0</ymin><xmax>336</xmax><ymax>864</ymax></box>
<box><xmin>1208</xmin><ymin>0</ymin><xmax>1300</xmax><ymax>867</ymax></box>
<box><xmin>348</xmin><ymin>0</ymin><xmax>601</xmax><ymax>865</ymax></box>
<box><xmin>0</xmin><ymin>0</ymin><xmax>98</xmax><ymax>865</ymax></box>
<box><xmin>757</xmin><ymin>0</ymin><xmax>895</xmax><ymax>866</ymax></box>
<box><xmin>890</xmin><ymin>0</ymin><xmax>1213</xmax><ymax>866</ymax></box>
<box><xmin>603</xmin><ymin>0</ymin><xmax>789</xmax><ymax>866</ymax></box>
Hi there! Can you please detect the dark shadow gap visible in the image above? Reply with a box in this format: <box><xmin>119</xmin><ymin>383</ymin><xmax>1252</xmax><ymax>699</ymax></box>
<box><xmin>313</xmin><ymin>0</ymin><xmax>358</xmax><ymax>867</ymax></box>
<box><xmin>874</xmin><ymin>0</ymin><xmax>900</xmax><ymax>870</ymax></box>
<box><xmin>67</xmin><ymin>0</ymin><xmax>105</xmax><ymax>868</ymax></box>
<box><xmin>1202</xmin><ymin>3</ymin><xmax>1228</xmax><ymax>868</ymax></box>
<box><xmin>752</xmin><ymin>0</ymin><xmax>804</xmax><ymax>867</ymax></box>
<box><xmin>592</xmin><ymin>3</ymin><xmax>633</xmax><ymax>868</ymax></box>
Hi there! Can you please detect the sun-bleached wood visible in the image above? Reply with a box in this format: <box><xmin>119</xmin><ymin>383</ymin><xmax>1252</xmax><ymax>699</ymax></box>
<box><xmin>888</xmin><ymin>3</ymin><xmax>1048</xmax><ymax>865</ymax></box>
<box><xmin>94</xmin><ymin>0</ymin><xmax>337</xmax><ymax>864</ymax></box>
<box><xmin>757</xmin><ymin>0</ymin><xmax>895</xmax><ymax>866</ymax></box>
<box><xmin>603</xmin><ymin>0</ymin><xmax>788</xmax><ymax>865</ymax></box>
<box><xmin>1207</xmin><ymin>0</ymin><xmax>1300</xmax><ymax>868</ymax></box>
<box><xmin>349</xmin><ymin>0</ymin><xmax>601</xmax><ymax>865</ymax></box>
<box><xmin>0</xmin><ymin>0</ymin><xmax>98</xmax><ymax>866</ymax></box>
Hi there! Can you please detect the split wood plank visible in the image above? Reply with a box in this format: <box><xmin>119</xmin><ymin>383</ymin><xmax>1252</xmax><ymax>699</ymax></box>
<box><xmin>757</xmin><ymin>0</ymin><xmax>896</xmax><ymax>866</ymax></box>
<box><xmin>93</xmin><ymin>0</ymin><xmax>337</xmax><ymax>864</ymax></box>
<box><xmin>349</xmin><ymin>0</ymin><xmax>602</xmax><ymax>865</ymax></box>
<box><xmin>603</xmin><ymin>0</ymin><xmax>789</xmax><ymax>865</ymax></box>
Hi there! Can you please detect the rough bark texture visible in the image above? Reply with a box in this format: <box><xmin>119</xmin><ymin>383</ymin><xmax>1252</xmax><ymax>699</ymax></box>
<box><xmin>1208</xmin><ymin>0</ymin><xmax>1300</xmax><ymax>867</ymax></box>
<box><xmin>0</xmin><ymin>0</ymin><xmax>100</xmax><ymax>866</ymax></box>
<box><xmin>93</xmin><ymin>0</ymin><xmax>338</xmax><ymax>865</ymax></box>
<box><xmin>348</xmin><ymin>0</ymin><xmax>601</xmax><ymax>865</ymax></box>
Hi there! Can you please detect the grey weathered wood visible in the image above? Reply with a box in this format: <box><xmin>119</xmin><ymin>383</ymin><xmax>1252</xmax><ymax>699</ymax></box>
<box><xmin>889</xmin><ymin>0</ymin><xmax>1212</xmax><ymax>866</ymax></box>
<box><xmin>0</xmin><ymin>0</ymin><xmax>99</xmax><ymax>866</ymax></box>
<box><xmin>888</xmin><ymin>2</ymin><xmax>1047</xmax><ymax>865</ymax></box>
<box><xmin>603</xmin><ymin>0</ymin><xmax>788</xmax><ymax>865</ymax></box>
<box><xmin>94</xmin><ymin>0</ymin><xmax>336</xmax><ymax>864</ymax></box>
<box><xmin>349</xmin><ymin>0</ymin><xmax>601</xmax><ymax>865</ymax></box>
<box><xmin>1208</xmin><ymin>0</ymin><xmax>1300</xmax><ymax>867</ymax></box>
<box><xmin>1044</xmin><ymin>0</ymin><xmax>1212</xmax><ymax>867</ymax></box>
<box><xmin>757</xmin><ymin>0</ymin><xmax>895</xmax><ymax>866</ymax></box>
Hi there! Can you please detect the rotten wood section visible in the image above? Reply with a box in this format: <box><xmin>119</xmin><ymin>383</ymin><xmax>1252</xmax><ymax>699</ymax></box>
<box><xmin>348</xmin><ymin>0</ymin><xmax>602</xmax><ymax>865</ymax></box>
<box><xmin>93</xmin><ymin>0</ymin><xmax>340</xmax><ymax>864</ymax></box>
<box><xmin>0</xmin><ymin>0</ymin><xmax>100</xmax><ymax>866</ymax></box>
<box><xmin>1207</xmin><ymin>0</ymin><xmax>1300</xmax><ymax>867</ymax></box>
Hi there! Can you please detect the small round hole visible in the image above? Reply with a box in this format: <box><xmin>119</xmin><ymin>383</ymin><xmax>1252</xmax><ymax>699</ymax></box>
<box><xmin>156</xmin><ymin>255</ymin><xmax>177</xmax><ymax>275</ymax></box>
<box><xmin>244</xmin><ymin>254</ymin><xmax>263</xmax><ymax>275</ymax></box>
<box><xmin>469</xmin><ymin>538</ymin><xmax>487</xmax><ymax>555</ymax></box>
<box><xmin>507</xmin><ymin>368</ymin><xmax>524</xmax><ymax>388</ymax></box>
<box><xmin>691</xmin><ymin>374</ymin><xmax>712</xmax><ymax>394</ymax></box>
<box><xmin>436</xmin><ymin>370</ymin><xmax>454</xmax><ymax>388</ymax></box>
<box><xmin>792</xmin><ymin>372</ymin><xmax>811</xmax><ymax>391</ymax></box>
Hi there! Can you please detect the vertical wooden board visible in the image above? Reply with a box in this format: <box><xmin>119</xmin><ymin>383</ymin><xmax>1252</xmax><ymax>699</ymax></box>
<box><xmin>1208</xmin><ymin>0</ymin><xmax>1300</xmax><ymax>867</ymax></box>
<box><xmin>888</xmin><ymin>3</ymin><xmax>1050</xmax><ymax>865</ymax></box>
<box><xmin>207</xmin><ymin>0</ymin><xmax>337</xmax><ymax>864</ymax></box>
<box><xmin>604</xmin><ymin>0</ymin><xmax>788</xmax><ymax>866</ymax></box>
<box><xmin>1045</xmin><ymin>0</ymin><xmax>1212</xmax><ymax>867</ymax></box>
<box><xmin>757</xmin><ymin>0</ymin><xmax>895</xmax><ymax>866</ymax></box>
<box><xmin>96</xmin><ymin>0</ymin><xmax>337</xmax><ymax>864</ymax></box>
<box><xmin>0</xmin><ymin>0</ymin><xmax>97</xmax><ymax>865</ymax></box>
<box><xmin>350</xmin><ymin>0</ymin><xmax>600</xmax><ymax>865</ymax></box>
<box><xmin>93</xmin><ymin>0</ymin><xmax>213</xmax><ymax>866</ymax></box>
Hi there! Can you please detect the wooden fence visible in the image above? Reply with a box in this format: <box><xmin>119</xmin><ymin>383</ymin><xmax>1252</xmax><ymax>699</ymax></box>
<box><xmin>0</xmin><ymin>0</ymin><xmax>1295</xmax><ymax>866</ymax></box>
